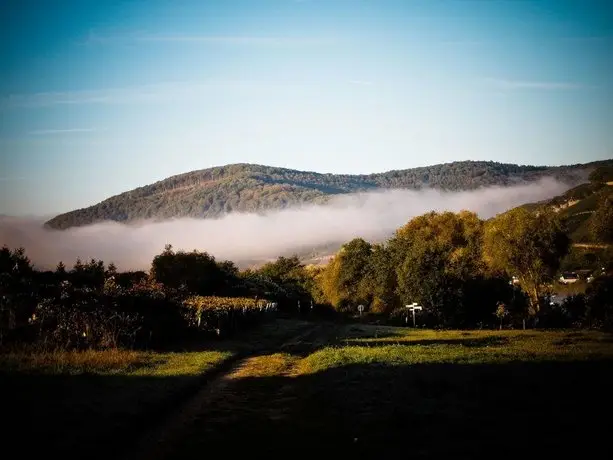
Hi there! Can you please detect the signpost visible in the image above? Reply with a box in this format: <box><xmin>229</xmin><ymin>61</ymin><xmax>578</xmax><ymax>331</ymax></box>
<box><xmin>357</xmin><ymin>304</ymin><xmax>365</xmax><ymax>317</ymax></box>
<box><xmin>405</xmin><ymin>302</ymin><xmax>422</xmax><ymax>327</ymax></box>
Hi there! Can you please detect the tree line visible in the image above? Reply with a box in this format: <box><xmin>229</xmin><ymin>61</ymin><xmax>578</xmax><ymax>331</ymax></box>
<box><xmin>2</xmin><ymin>206</ymin><xmax>613</xmax><ymax>350</ymax></box>
<box><xmin>314</xmin><ymin>207</ymin><xmax>612</xmax><ymax>329</ymax></box>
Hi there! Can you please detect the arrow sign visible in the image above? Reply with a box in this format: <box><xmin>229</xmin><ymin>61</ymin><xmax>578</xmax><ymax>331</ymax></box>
<box><xmin>405</xmin><ymin>303</ymin><xmax>423</xmax><ymax>327</ymax></box>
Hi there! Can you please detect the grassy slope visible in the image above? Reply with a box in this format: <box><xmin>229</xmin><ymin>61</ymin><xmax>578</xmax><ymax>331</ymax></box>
<box><xmin>561</xmin><ymin>184</ymin><xmax>613</xmax><ymax>242</ymax></box>
<box><xmin>165</xmin><ymin>322</ymin><xmax>613</xmax><ymax>458</ymax></box>
<box><xmin>521</xmin><ymin>180</ymin><xmax>613</xmax><ymax>246</ymax></box>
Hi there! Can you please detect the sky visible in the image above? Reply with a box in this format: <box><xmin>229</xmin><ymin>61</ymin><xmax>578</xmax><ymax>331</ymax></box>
<box><xmin>1</xmin><ymin>0</ymin><xmax>612</xmax><ymax>216</ymax></box>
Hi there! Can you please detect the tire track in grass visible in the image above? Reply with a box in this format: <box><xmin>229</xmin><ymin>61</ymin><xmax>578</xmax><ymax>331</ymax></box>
<box><xmin>125</xmin><ymin>320</ymin><xmax>323</xmax><ymax>460</ymax></box>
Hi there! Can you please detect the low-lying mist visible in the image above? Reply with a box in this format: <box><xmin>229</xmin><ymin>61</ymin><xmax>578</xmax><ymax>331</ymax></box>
<box><xmin>1</xmin><ymin>178</ymin><xmax>571</xmax><ymax>270</ymax></box>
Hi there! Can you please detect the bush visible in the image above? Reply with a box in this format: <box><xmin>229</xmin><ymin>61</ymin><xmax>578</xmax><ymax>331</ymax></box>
<box><xmin>585</xmin><ymin>275</ymin><xmax>613</xmax><ymax>330</ymax></box>
<box><xmin>29</xmin><ymin>282</ymin><xmax>143</xmax><ymax>349</ymax></box>
<box><xmin>589</xmin><ymin>166</ymin><xmax>613</xmax><ymax>183</ymax></box>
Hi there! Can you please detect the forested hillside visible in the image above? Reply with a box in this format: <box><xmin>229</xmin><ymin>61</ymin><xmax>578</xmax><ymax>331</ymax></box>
<box><xmin>522</xmin><ymin>165</ymin><xmax>613</xmax><ymax>243</ymax></box>
<box><xmin>45</xmin><ymin>160</ymin><xmax>607</xmax><ymax>230</ymax></box>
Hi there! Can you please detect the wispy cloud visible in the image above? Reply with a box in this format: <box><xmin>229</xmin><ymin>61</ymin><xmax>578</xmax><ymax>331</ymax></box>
<box><xmin>135</xmin><ymin>34</ymin><xmax>326</xmax><ymax>45</ymax></box>
<box><xmin>483</xmin><ymin>78</ymin><xmax>588</xmax><ymax>90</ymax></box>
<box><xmin>82</xmin><ymin>29</ymin><xmax>329</xmax><ymax>46</ymax></box>
<box><xmin>348</xmin><ymin>80</ymin><xmax>374</xmax><ymax>86</ymax></box>
<box><xmin>559</xmin><ymin>35</ymin><xmax>612</xmax><ymax>43</ymax></box>
<box><xmin>441</xmin><ymin>40</ymin><xmax>482</xmax><ymax>46</ymax></box>
<box><xmin>0</xmin><ymin>80</ymin><xmax>264</xmax><ymax>108</ymax></box>
<box><xmin>28</xmin><ymin>128</ymin><xmax>99</xmax><ymax>135</ymax></box>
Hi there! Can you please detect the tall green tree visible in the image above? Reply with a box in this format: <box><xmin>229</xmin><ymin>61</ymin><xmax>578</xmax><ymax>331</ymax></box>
<box><xmin>258</xmin><ymin>255</ymin><xmax>304</xmax><ymax>284</ymax></box>
<box><xmin>337</xmin><ymin>238</ymin><xmax>374</xmax><ymax>307</ymax></box>
<box><xmin>151</xmin><ymin>245</ymin><xmax>223</xmax><ymax>295</ymax></box>
<box><xmin>317</xmin><ymin>255</ymin><xmax>345</xmax><ymax>309</ymax></box>
<box><xmin>317</xmin><ymin>238</ymin><xmax>373</xmax><ymax>310</ymax></box>
<box><xmin>483</xmin><ymin>208</ymin><xmax>570</xmax><ymax>317</ymax></box>
<box><xmin>360</xmin><ymin>244</ymin><xmax>398</xmax><ymax>313</ymax></box>
<box><xmin>255</xmin><ymin>255</ymin><xmax>311</xmax><ymax>302</ymax></box>
<box><xmin>390</xmin><ymin>211</ymin><xmax>485</xmax><ymax>324</ymax></box>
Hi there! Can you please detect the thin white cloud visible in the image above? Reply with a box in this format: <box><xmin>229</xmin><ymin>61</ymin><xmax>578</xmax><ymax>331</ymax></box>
<box><xmin>81</xmin><ymin>29</ymin><xmax>330</xmax><ymax>46</ymax></box>
<box><xmin>348</xmin><ymin>80</ymin><xmax>374</xmax><ymax>86</ymax></box>
<box><xmin>28</xmin><ymin>128</ymin><xmax>98</xmax><ymax>135</ymax></box>
<box><xmin>136</xmin><ymin>34</ymin><xmax>327</xmax><ymax>45</ymax></box>
<box><xmin>441</xmin><ymin>40</ymin><xmax>482</xmax><ymax>46</ymax></box>
<box><xmin>484</xmin><ymin>78</ymin><xmax>587</xmax><ymax>90</ymax></box>
<box><xmin>559</xmin><ymin>35</ymin><xmax>612</xmax><ymax>43</ymax></box>
<box><xmin>0</xmin><ymin>80</ymin><xmax>261</xmax><ymax>108</ymax></box>
<box><xmin>80</xmin><ymin>28</ymin><xmax>147</xmax><ymax>45</ymax></box>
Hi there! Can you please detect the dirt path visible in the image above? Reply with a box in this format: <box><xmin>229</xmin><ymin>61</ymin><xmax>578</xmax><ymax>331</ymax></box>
<box><xmin>125</xmin><ymin>320</ymin><xmax>337</xmax><ymax>460</ymax></box>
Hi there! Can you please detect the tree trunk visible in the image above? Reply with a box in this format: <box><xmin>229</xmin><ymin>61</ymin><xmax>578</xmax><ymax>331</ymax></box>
<box><xmin>525</xmin><ymin>283</ymin><xmax>540</xmax><ymax>318</ymax></box>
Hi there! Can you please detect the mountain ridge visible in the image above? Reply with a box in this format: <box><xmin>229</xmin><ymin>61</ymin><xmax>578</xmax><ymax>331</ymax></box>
<box><xmin>45</xmin><ymin>159</ymin><xmax>611</xmax><ymax>230</ymax></box>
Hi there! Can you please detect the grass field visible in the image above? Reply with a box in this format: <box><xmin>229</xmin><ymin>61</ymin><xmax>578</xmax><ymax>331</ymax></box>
<box><xmin>161</xmin><ymin>323</ymin><xmax>613</xmax><ymax>458</ymax></box>
<box><xmin>4</xmin><ymin>321</ymin><xmax>613</xmax><ymax>459</ymax></box>
<box><xmin>1</xmin><ymin>320</ymin><xmax>314</xmax><ymax>459</ymax></box>
<box><xmin>2</xmin><ymin>348</ymin><xmax>233</xmax><ymax>458</ymax></box>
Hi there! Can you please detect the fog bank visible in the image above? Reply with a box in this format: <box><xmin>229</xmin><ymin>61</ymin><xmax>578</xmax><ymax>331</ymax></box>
<box><xmin>0</xmin><ymin>178</ymin><xmax>570</xmax><ymax>270</ymax></box>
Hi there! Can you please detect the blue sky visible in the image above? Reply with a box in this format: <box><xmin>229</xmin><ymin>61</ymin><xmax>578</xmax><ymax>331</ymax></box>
<box><xmin>1</xmin><ymin>0</ymin><xmax>612</xmax><ymax>216</ymax></box>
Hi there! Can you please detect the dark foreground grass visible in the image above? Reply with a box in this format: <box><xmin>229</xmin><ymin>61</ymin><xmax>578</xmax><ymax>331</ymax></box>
<box><xmin>4</xmin><ymin>323</ymin><xmax>613</xmax><ymax>459</ymax></box>
<box><xmin>164</xmin><ymin>325</ymin><xmax>613</xmax><ymax>459</ymax></box>
<box><xmin>1</xmin><ymin>348</ymin><xmax>232</xmax><ymax>459</ymax></box>
<box><xmin>1</xmin><ymin>319</ymin><xmax>313</xmax><ymax>460</ymax></box>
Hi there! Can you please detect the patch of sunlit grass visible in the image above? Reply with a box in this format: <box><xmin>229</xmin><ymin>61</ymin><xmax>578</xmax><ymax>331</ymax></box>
<box><xmin>0</xmin><ymin>347</ymin><xmax>233</xmax><ymax>377</ymax></box>
<box><xmin>297</xmin><ymin>328</ymin><xmax>613</xmax><ymax>375</ymax></box>
<box><xmin>232</xmin><ymin>353</ymin><xmax>296</xmax><ymax>379</ymax></box>
<box><xmin>0</xmin><ymin>348</ymin><xmax>143</xmax><ymax>375</ymax></box>
<box><xmin>131</xmin><ymin>351</ymin><xmax>233</xmax><ymax>378</ymax></box>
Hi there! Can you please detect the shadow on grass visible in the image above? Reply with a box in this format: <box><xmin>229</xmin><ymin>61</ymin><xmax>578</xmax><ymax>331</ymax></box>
<box><xmin>553</xmin><ymin>332</ymin><xmax>613</xmax><ymax>346</ymax></box>
<box><xmin>1</xmin><ymin>319</ymin><xmax>316</xmax><ymax>459</ymax></box>
<box><xmin>165</xmin><ymin>359</ymin><xmax>613</xmax><ymax>458</ymax></box>
<box><xmin>343</xmin><ymin>336</ymin><xmax>512</xmax><ymax>348</ymax></box>
<box><xmin>5</xmin><ymin>320</ymin><xmax>613</xmax><ymax>459</ymax></box>
<box><xmin>1</xmin><ymin>354</ymin><xmax>242</xmax><ymax>460</ymax></box>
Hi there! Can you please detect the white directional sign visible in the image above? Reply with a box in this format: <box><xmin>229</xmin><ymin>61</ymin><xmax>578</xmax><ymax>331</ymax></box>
<box><xmin>405</xmin><ymin>302</ymin><xmax>423</xmax><ymax>327</ymax></box>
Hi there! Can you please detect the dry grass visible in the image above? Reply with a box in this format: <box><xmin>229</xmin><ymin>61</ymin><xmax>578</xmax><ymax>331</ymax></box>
<box><xmin>231</xmin><ymin>353</ymin><xmax>296</xmax><ymax>379</ymax></box>
<box><xmin>0</xmin><ymin>348</ymin><xmax>143</xmax><ymax>375</ymax></box>
<box><xmin>0</xmin><ymin>347</ymin><xmax>233</xmax><ymax>377</ymax></box>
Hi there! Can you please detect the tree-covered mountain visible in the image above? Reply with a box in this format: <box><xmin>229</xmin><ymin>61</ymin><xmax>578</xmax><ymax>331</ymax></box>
<box><xmin>45</xmin><ymin>160</ymin><xmax>610</xmax><ymax>230</ymax></box>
